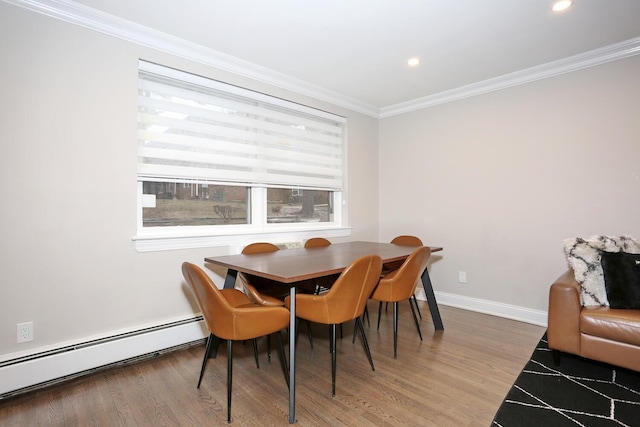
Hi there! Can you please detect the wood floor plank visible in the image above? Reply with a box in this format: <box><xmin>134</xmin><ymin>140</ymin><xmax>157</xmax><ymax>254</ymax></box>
<box><xmin>0</xmin><ymin>303</ymin><xmax>544</xmax><ymax>426</ymax></box>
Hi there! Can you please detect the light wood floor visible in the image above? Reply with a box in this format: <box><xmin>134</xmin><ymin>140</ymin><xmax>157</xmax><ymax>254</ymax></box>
<box><xmin>0</xmin><ymin>302</ymin><xmax>545</xmax><ymax>426</ymax></box>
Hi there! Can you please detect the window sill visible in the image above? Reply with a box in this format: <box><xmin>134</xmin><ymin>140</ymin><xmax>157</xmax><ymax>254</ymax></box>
<box><xmin>132</xmin><ymin>226</ymin><xmax>352</xmax><ymax>252</ymax></box>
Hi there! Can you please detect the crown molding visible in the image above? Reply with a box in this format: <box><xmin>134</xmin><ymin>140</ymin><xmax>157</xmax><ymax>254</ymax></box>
<box><xmin>380</xmin><ymin>37</ymin><xmax>640</xmax><ymax>118</ymax></box>
<box><xmin>5</xmin><ymin>0</ymin><xmax>640</xmax><ymax>119</ymax></box>
<box><xmin>4</xmin><ymin>0</ymin><xmax>380</xmax><ymax>117</ymax></box>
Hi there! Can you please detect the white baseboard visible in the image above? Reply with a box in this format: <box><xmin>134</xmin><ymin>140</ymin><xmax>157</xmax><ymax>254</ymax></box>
<box><xmin>0</xmin><ymin>293</ymin><xmax>547</xmax><ymax>397</ymax></box>
<box><xmin>414</xmin><ymin>289</ymin><xmax>548</xmax><ymax>327</ymax></box>
<box><xmin>0</xmin><ymin>318</ymin><xmax>207</xmax><ymax>397</ymax></box>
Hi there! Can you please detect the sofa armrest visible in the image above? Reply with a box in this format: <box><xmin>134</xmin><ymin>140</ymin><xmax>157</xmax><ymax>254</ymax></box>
<box><xmin>548</xmin><ymin>269</ymin><xmax>582</xmax><ymax>354</ymax></box>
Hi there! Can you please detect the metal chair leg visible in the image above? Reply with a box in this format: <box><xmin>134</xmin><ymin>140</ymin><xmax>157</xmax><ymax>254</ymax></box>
<box><xmin>330</xmin><ymin>324</ymin><xmax>337</xmax><ymax>396</ymax></box>
<box><xmin>412</xmin><ymin>293</ymin><xmax>423</xmax><ymax>319</ymax></box>
<box><xmin>393</xmin><ymin>302</ymin><xmax>399</xmax><ymax>358</ymax></box>
<box><xmin>377</xmin><ymin>301</ymin><xmax>383</xmax><ymax>330</ymax></box>
<box><xmin>275</xmin><ymin>331</ymin><xmax>290</xmax><ymax>389</ymax></box>
<box><xmin>363</xmin><ymin>304</ymin><xmax>370</xmax><ymax>327</ymax></box>
<box><xmin>252</xmin><ymin>339</ymin><xmax>260</xmax><ymax>369</ymax></box>
<box><xmin>227</xmin><ymin>340</ymin><xmax>233</xmax><ymax>423</ymax></box>
<box><xmin>352</xmin><ymin>320</ymin><xmax>357</xmax><ymax>344</ymax></box>
<box><xmin>267</xmin><ymin>334</ymin><xmax>271</xmax><ymax>363</ymax></box>
<box><xmin>355</xmin><ymin>317</ymin><xmax>375</xmax><ymax>371</ymax></box>
<box><xmin>197</xmin><ymin>333</ymin><xmax>216</xmax><ymax>388</ymax></box>
<box><xmin>307</xmin><ymin>320</ymin><xmax>314</xmax><ymax>349</ymax></box>
<box><xmin>408</xmin><ymin>299</ymin><xmax>423</xmax><ymax>341</ymax></box>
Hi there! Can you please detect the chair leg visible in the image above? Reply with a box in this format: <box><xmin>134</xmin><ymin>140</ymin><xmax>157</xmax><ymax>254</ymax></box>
<box><xmin>275</xmin><ymin>331</ymin><xmax>290</xmax><ymax>389</ymax></box>
<box><xmin>377</xmin><ymin>301</ymin><xmax>383</xmax><ymax>330</ymax></box>
<box><xmin>393</xmin><ymin>302</ymin><xmax>399</xmax><ymax>358</ymax></box>
<box><xmin>355</xmin><ymin>317</ymin><xmax>375</xmax><ymax>371</ymax></box>
<box><xmin>252</xmin><ymin>339</ymin><xmax>260</xmax><ymax>369</ymax></box>
<box><xmin>412</xmin><ymin>293</ymin><xmax>422</xmax><ymax>319</ymax></box>
<box><xmin>307</xmin><ymin>320</ymin><xmax>314</xmax><ymax>349</ymax></box>
<box><xmin>294</xmin><ymin>318</ymin><xmax>314</xmax><ymax>350</ymax></box>
<box><xmin>363</xmin><ymin>304</ymin><xmax>370</xmax><ymax>327</ymax></box>
<box><xmin>352</xmin><ymin>321</ymin><xmax>357</xmax><ymax>344</ymax></box>
<box><xmin>408</xmin><ymin>299</ymin><xmax>423</xmax><ymax>341</ymax></box>
<box><xmin>227</xmin><ymin>340</ymin><xmax>233</xmax><ymax>423</ymax></box>
<box><xmin>330</xmin><ymin>324</ymin><xmax>337</xmax><ymax>396</ymax></box>
<box><xmin>197</xmin><ymin>333</ymin><xmax>216</xmax><ymax>389</ymax></box>
<box><xmin>267</xmin><ymin>334</ymin><xmax>271</xmax><ymax>364</ymax></box>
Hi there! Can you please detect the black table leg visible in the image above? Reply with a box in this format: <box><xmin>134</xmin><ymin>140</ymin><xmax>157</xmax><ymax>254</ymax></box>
<box><xmin>223</xmin><ymin>269</ymin><xmax>238</xmax><ymax>289</ymax></box>
<box><xmin>421</xmin><ymin>269</ymin><xmax>444</xmax><ymax>330</ymax></box>
<box><xmin>288</xmin><ymin>284</ymin><xmax>296</xmax><ymax>423</ymax></box>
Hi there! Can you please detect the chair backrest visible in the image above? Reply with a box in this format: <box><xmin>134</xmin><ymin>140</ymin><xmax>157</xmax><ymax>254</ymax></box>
<box><xmin>321</xmin><ymin>255</ymin><xmax>383</xmax><ymax>324</ymax></box>
<box><xmin>242</xmin><ymin>242</ymin><xmax>280</xmax><ymax>254</ymax></box>
<box><xmin>243</xmin><ymin>280</ymin><xmax>282</xmax><ymax>306</ymax></box>
<box><xmin>385</xmin><ymin>235</ymin><xmax>424</xmax><ymax>271</ymax></box>
<box><xmin>390</xmin><ymin>235</ymin><xmax>423</xmax><ymax>247</ymax></box>
<box><xmin>241</xmin><ymin>242</ymin><xmax>286</xmax><ymax>302</ymax></box>
<box><xmin>183</xmin><ymin>262</ymin><xmax>289</xmax><ymax>342</ymax></box>
<box><xmin>182</xmin><ymin>262</ymin><xmax>235</xmax><ymax>339</ymax></box>
<box><xmin>305</xmin><ymin>237</ymin><xmax>331</xmax><ymax>248</ymax></box>
<box><xmin>378</xmin><ymin>246</ymin><xmax>431</xmax><ymax>301</ymax></box>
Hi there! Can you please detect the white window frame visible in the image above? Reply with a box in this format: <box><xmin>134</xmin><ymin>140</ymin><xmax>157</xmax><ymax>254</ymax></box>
<box><xmin>133</xmin><ymin>61</ymin><xmax>351</xmax><ymax>252</ymax></box>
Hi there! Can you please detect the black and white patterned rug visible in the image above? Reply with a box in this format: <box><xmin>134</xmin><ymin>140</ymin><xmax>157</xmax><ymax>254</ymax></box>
<box><xmin>492</xmin><ymin>333</ymin><xmax>640</xmax><ymax>426</ymax></box>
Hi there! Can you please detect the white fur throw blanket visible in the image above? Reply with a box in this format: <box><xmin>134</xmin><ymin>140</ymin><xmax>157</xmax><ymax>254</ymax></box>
<box><xmin>563</xmin><ymin>235</ymin><xmax>640</xmax><ymax>306</ymax></box>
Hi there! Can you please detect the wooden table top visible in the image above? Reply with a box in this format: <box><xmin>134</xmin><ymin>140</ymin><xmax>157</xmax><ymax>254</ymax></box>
<box><xmin>205</xmin><ymin>241</ymin><xmax>442</xmax><ymax>283</ymax></box>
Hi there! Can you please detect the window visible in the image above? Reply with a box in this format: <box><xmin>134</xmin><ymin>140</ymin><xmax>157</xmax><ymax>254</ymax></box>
<box><xmin>142</xmin><ymin>182</ymin><xmax>249</xmax><ymax>226</ymax></box>
<box><xmin>267</xmin><ymin>188</ymin><xmax>332</xmax><ymax>224</ymax></box>
<box><xmin>135</xmin><ymin>61</ymin><xmax>347</xmax><ymax>250</ymax></box>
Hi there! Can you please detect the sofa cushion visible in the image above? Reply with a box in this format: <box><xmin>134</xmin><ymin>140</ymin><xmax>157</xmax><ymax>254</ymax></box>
<box><xmin>601</xmin><ymin>251</ymin><xmax>640</xmax><ymax>309</ymax></box>
<box><xmin>580</xmin><ymin>307</ymin><xmax>640</xmax><ymax>347</ymax></box>
<box><xmin>563</xmin><ymin>235</ymin><xmax>640</xmax><ymax>307</ymax></box>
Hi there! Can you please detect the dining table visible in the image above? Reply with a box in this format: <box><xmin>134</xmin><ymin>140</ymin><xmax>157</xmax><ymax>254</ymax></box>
<box><xmin>205</xmin><ymin>240</ymin><xmax>443</xmax><ymax>423</ymax></box>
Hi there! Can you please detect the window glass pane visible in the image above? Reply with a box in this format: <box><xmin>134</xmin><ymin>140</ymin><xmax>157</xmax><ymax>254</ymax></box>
<box><xmin>142</xmin><ymin>181</ymin><xmax>248</xmax><ymax>226</ymax></box>
<box><xmin>267</xmin><ymin>188</ymin><xmax>332</xmax><ymax>224</ymax></box>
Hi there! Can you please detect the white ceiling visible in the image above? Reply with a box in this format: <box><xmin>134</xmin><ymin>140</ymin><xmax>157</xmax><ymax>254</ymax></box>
<box><xmin>26</xmin><ymin>0</ymin><xmax>640</xmax><ymax>112</ymax></box>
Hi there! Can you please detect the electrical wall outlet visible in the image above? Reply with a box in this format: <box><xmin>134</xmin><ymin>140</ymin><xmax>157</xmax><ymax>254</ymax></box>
<box><xmin>458</xmin><ymin>271</ymin><xmax>467</xmax><ymax>283</ymax></box>
<box><xmin>17</xmin><ymin>322</ymin><xmax>34</xmax><ymax>343</ymax></box>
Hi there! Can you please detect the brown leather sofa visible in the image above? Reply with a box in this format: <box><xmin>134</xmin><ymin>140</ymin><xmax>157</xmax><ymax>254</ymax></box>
<box><xmin>548</xmin><ymin>269</ymin><xmax>640</xmax><ymax>372</ymax></box>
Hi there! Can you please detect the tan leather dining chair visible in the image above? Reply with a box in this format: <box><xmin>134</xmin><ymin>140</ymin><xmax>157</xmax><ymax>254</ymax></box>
<box><xmin>385</xmin><ymin>235</ymin><xmax>423</xmax><ymax>270</ymax></box>
<box><xmin>304</xmin><ymin>237</ymin><xmax>336</xmax><ymax>294</ymax></box>
<box><xmin>182</xmin><ymin>262</ymin><xmax>290</xmax><ymax>423</ymax></box>
<box><xmin>387</xmin><ymin>235</ymin><xmax>424</xmax><ymax>319</ymax></box>
<box><xmin>304</xmin><ymin>237</ymin><xmax>331</xmax><ymax>248</ymax></box>
<box><xmin>370</xmin><ymin>246</ymin><xmax>431</xmax><ymax>358</ymax></box>
<box><xmin>241</xmin><ymin>242</ymin><xmax>317</xmax><ymax>352</ymax></box>
<box><xmin>240</xmin><ymin>242</ymin><xmax>289</xmax><ymax>301</ymax></box>
<box><xmin>285</xmin><ymin>254</ymin><xmax>383</xmax><ymax>396</ymax></box>
<box><xmin>241</xmin><ymin>242</ymin><xmax>316</xmax><ymax>298</ymax></box>
<box><xmin>364</xmin><ymin>235</ymin><xmax>425</xmax><ymax>326</ymax></box>
<box><xmin>240</xmin><ymin>243</ymin><xmax>290</xmax><ymax>363</ymax></box>
<box><xmin>302</xmin><ymin>237</ymin><xmax>343</xmax><ymax>344</ymax></box>
<box><xmin>241</xmin><ymin>241</ymin><xmax>280</xmax><ymax>255</ymax></box>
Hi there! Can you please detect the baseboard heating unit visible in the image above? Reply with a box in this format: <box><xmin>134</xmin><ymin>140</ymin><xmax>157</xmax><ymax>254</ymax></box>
<box><xmin>0</xmin><ymin>316</ymin><xmax>206</xmax><ymax>399</ymax></box>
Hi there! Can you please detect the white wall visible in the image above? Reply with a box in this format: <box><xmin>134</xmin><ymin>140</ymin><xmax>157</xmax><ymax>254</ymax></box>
<box><xmin>0</xmin><ymin>4</ymin><xmax>379</xmax><ymax>360</ymax></box>
<box><xmin>379</xmin><ymin>55</ymin><xmax>640</xmax><ymax>313</ymax></box>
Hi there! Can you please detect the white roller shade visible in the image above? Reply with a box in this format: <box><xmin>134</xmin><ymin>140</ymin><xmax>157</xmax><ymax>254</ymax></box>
<box><xmin>137</xmin><ymin>61</ymin><xmax>345</xmax><ymax>190</ymax></box>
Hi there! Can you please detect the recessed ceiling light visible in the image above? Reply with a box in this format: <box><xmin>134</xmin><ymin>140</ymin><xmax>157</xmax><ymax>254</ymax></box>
<box><xmin>407</xmin><ymin>57</ymin><xmax>420</xmax><ymax>67</ymax></box>
<box><xmin>552</xmin><ymin>0</ymin><xmax>572</xmax><ymax>12</ymax></box>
